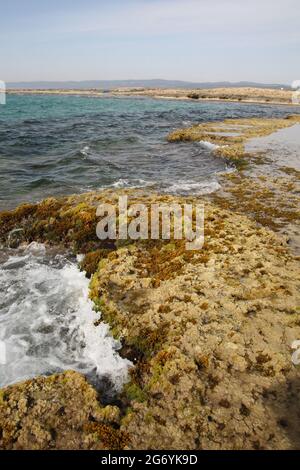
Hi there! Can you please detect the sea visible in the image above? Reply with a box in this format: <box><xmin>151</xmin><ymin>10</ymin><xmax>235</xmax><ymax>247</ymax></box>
<box><xmin>0</xmin><ymin>94</ymin><xmax>299</xmax><ymax>392</ymax></box>
<box><xmin>1</xmin><ymin>94</ymin><xmax>299</xmax><ymax>210</ymax></box>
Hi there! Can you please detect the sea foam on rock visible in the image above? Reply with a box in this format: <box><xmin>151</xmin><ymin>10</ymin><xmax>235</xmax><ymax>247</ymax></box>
<box><xmin>0</xmin><ymin>242</ymin><xmax>131</xmax><ymax>392</ymax></box>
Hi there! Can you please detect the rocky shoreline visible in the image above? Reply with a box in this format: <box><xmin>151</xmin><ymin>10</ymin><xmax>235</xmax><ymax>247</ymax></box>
<box><xmin>0</xmin><ymin>116</ymin><xmax>300</xmax><ymax>450</ymax></box>
<box><xmin>7</xmin><ymin>86</ymin><xmax>299</xmax><ymax>106</ymax></box>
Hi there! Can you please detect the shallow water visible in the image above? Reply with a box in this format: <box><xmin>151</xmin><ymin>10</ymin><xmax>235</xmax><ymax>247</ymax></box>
<box><xmin>244</xmin><ymin>124</ymin><xmax>300</xmax><ymax>255</ymax></box>
<box><xmin>246</xmin><ymin>124</ymin><xmax>300</xmax><ymax>171</ymax></box>
<box><xmin>0</xmin><ymin>243</ymin><xmax>130</xmax><ymax>392</ymax></box>
<box><xmin>0</xmin><ymin>94</ymin><xmax>299</xmax><ymax>210</ymax></box>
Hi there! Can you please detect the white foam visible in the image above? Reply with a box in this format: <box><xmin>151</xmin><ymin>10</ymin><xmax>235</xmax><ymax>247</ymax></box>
<box><xmin>0</xmin><ymin>244</ymin><xmax>131</xmax><ymax>391</ymax></box>
<box><xmin>111</xmin><ymin>178</ymin><xmax>130</xmax><ymax>188</ymax></box>
<box><xmin>198</xmin><ymin>140</ymin><xmax>220</xmax><ymax>151</ymax></box>
<box><xmin>110</xmin><ymin>178</ymin><xmax>153</xmax><ymax>189</ymax></box>
<box><xmin>80</xmin><ymin>145</ymin><xmax>90</xmax><ymax>157</ymax></box>
<box><xmin>167</xmin><ymin>180</ymin><xmax>221</xmax><ymax>195</ymax></box>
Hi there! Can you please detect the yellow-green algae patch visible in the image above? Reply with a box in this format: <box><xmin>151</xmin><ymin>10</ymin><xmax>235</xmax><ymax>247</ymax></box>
<box><xmin>0</xmin><ymin>186</ymin><xmax>300</xmax><ymax>449</ymax></box>
<box><xmin>88</xmin><ymin>197</ymin><xmax>300</xmax><ymax>449</ymax></box>
<box><xmin>0</xmin><ymin>370</ymin><xmax>129</xmax><ymax>450</ymax></box>
<box><xmin>168</xmin><ymin>115</ymin><xmax>300</xmax><ymax>252</ymax></box>
<box><xmin>168</xmin><ymin>115</ymin><xmax>300</xmax><ymax>161</ymax></box>
<box><xmin>210</xmin><ymin>171</ymin><xmax>300</xmax><ymax>234</ymax></box>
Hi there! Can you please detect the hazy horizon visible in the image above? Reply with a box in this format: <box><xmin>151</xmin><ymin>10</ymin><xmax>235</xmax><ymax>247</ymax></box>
<box><xmin>1</xmin><ymin>0</ymin><xmax>299</xmax><ymax>84</ymax></box>
<box><xmin>5</xmin><ymin>79</ymin><xmax>292</xmax><ymax>89</ymax></box>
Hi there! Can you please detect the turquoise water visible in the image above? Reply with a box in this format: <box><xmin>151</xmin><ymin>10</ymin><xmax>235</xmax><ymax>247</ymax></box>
<box><xmin>0</xmin><ymin>94</ymin><xmax>299</xmax><ymax>210</ymax></box>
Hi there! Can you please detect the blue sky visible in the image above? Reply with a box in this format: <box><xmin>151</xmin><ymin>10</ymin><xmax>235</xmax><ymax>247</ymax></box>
<box><xmin>0</xmin><ymin>0</ymin><xmax>299</xmax><ymax>84</ymax></box>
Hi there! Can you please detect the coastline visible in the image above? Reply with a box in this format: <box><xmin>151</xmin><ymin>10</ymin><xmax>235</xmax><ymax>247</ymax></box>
<box><xmin>0</xmin><ymin>114</ymin><xmax>300</xmax><ymax>449</ymax></box>
<box><xmin>6</xmin><ymin>86</ymin><xmax>299</xmax><ymax>107</ymax></box>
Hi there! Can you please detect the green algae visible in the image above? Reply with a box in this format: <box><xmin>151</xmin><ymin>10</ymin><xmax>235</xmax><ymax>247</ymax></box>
<box><xmin>168</xmin><ymin>115</ymin><xmax>300</xmax><ymax>161</ymax></box>
<box><xmin>1</xmin><ymin>154</ymin><xmax>300</xmax><ymax>450</ymax></box>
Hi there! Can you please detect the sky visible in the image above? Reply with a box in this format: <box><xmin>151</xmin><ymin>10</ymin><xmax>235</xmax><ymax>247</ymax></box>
<box><xmin>0</xmin><ymin>0</ymin><xmax>299</xmax><ymax>84</ymax></box>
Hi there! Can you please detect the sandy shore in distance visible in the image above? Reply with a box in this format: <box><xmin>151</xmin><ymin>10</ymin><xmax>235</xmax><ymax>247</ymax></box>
<box><xmin>6</xmin><ymin>86</ymin><xmax>299</xmax><ymax>106</ymax></box>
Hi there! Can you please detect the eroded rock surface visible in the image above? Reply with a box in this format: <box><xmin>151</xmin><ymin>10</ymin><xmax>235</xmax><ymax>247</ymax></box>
<box><xmin>89</xmin><ymin>201</ymin><xmax>300</xmax><ymax>449</ymax></box>
<box><xmin>1</xmin><ymin>115</ymin><xmax>300</xmax><ymax>450</ymax></box>
<box><xmin>0</xmin><ymin>370</ymin><xmax>128</xmax><ymax>450</ymax></box>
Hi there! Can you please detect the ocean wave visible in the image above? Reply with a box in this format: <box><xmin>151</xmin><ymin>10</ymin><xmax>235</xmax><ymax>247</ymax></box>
<box><xmin>80</xmin><ymin>145</ymin><xmax>90</xmax><ymax>157</ymax></box>
<box><xmin>166</xmin><ymin>180</ymin><xmax>221</xmax><ymax>195</ymax></box>
<box><xmin>111</xmin><ymin>178</ymin><xmax>131</xmax><ymax>188</ymax></box>
<box><xmin>198</xmin><ymin>140</ymin><xmax>220</xmax><ymax>151</ymax></box>
<box><xmin>0</xmin><ymin>244</ymin><xmax>131</xmax><ymax>392</ymax></box>
<box><xmin>109</xmin><ymin>178</ymin><xmax>154</xmax><ymax>189</ymax></box>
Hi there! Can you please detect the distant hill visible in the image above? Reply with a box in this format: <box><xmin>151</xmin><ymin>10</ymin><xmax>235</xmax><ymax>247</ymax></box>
<box><xmin>7</xmin><ymin>79</ymin><xmax>291</xmax><ymax>90</ymax></box>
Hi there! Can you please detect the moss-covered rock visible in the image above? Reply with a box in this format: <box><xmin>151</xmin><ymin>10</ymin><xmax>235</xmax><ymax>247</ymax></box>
<box><xmin>167</xmin><ymin>115</ymin><xmax>300</xmax><ymax>161</ymax></box>
<box><xmin>1</xmin><ymin>115</ymin><xmax>300</xmax><ymax>450</ymax></box>
<box><xmin>0</xmin><ymin>371</ymin><xmax>129</xmax><ymax>450</ymax></box>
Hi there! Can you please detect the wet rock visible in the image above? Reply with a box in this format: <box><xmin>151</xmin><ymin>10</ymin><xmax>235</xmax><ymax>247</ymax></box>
<box><xmin>0</xmin><ymin>370</ymin><xmax>129</xmax><ymax>450</ymax></box>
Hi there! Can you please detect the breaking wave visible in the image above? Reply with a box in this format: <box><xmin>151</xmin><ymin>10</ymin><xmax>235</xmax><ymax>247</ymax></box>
<box><xmin>0</xmin><ymin>243</ymin><xmax>131</xmax><ymax>393</ymax></box>
<box><xmin>166</xmin><ymin>180</ymin><xmax>221</xmax><ymax>195</ymax></box>
<box><xmin>198</xmin><ymin>140</ymin><xmax>220</xmax><ymax>151</ymax></box>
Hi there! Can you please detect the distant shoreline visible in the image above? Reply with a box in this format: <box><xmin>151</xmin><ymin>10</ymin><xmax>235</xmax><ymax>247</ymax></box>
<box><xmin>6</xmin><ymin>86</ymin><xmax>299</xmax><ymax>106</ymax></box>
